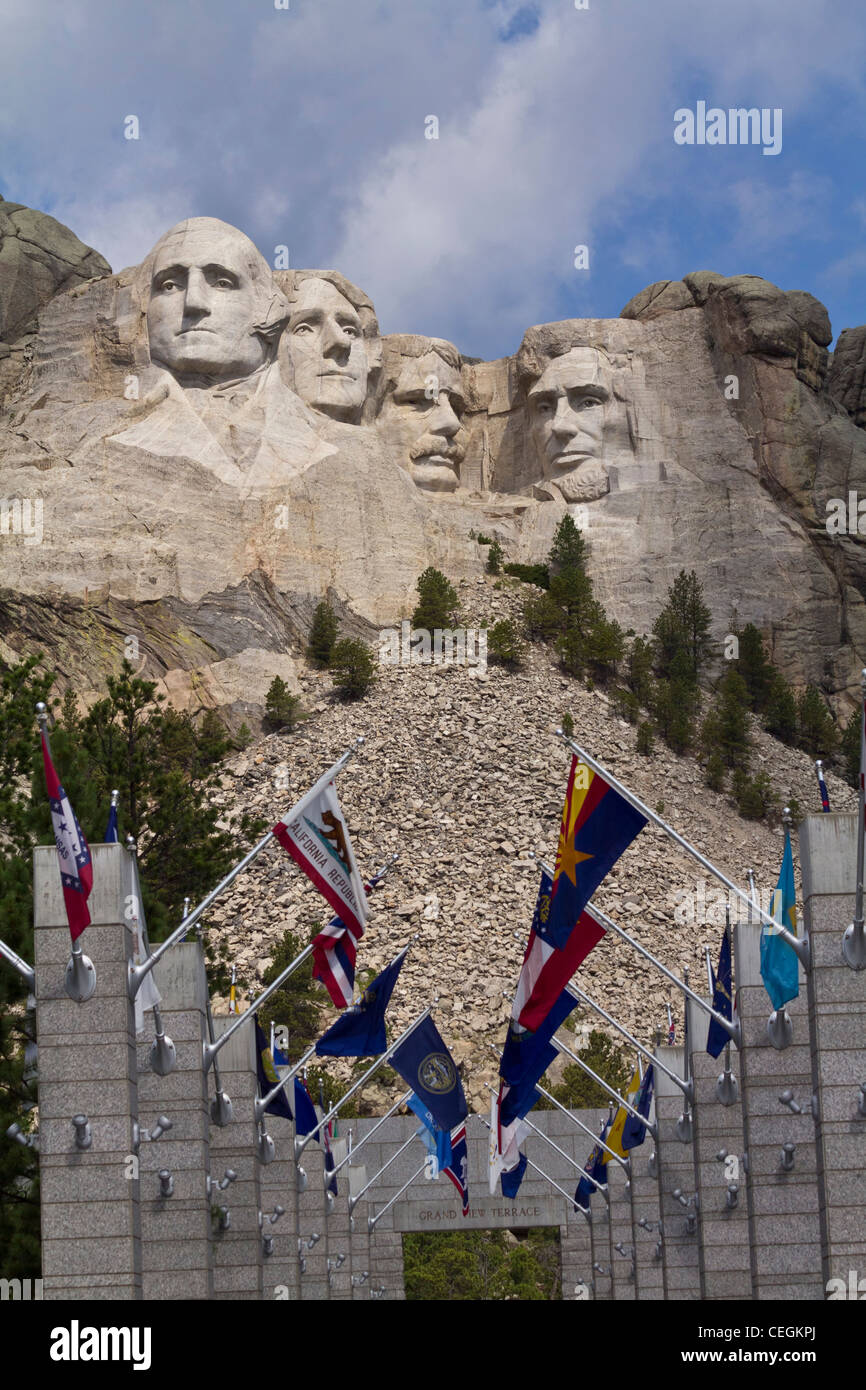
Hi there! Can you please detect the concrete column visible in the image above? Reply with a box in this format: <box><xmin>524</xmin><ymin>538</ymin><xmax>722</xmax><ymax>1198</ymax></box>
<box><xmin>629</xmin><ymin>1111</ymin><xmax>665</xmax><ymax>1300</ymax></box>
<box><xmin>606</xmin><ymin>1153</ymin><xmax>636</xmax><ymax>1299</ymax></box>
<box><xmin>137</xmin><ymin>941</ymin><xmax>213</xmax><ymax>1299</ymax></box>
<box><xmin>654</xmin><ymin>1043</ymin><xmax>702</xmax><ymax>1299</ymax></box>
<box><xmin>259</xmin><ymin>1113</ymin><xmax>299</xmax><ymax>1300</ymax></box>
<box><xmin>209</xmin><ymin>1016</ymin><xmax>263</xmax><ymax>1299</ymax></box>
<box><xmin>799</xmin><ymin>814</ymin><xmax>866</xmax><ymax>1291</ymax></box>
<box><xmin>560</xmin><ymin>1213</ymin><xmax>593</xmax><ymax>1300</ymax></box>
<box><xmin>296</xmin><ymin>1141</ymin><xmax>330</xmax><ymax>1300</ymax></box>
<box><xmin>734</xmin><ymin>917</ymin><xmax>823</xmax><ymax>1298</ymax></box>
<box><xmin>687</xmin><ymin>997</ymin><xmax>753</xmax><ymax>1300</ymax></box>
<box><xmin>34</xmin><ymin>842</ymin><xmax>142</xmax><ymax>1300</ymax></box>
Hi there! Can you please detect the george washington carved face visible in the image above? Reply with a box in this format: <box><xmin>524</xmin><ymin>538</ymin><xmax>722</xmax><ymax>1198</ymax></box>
<box><xmin>145</xmin><ymin>219</ymin><xmax>287</xmax><ymax>383</ymax></box>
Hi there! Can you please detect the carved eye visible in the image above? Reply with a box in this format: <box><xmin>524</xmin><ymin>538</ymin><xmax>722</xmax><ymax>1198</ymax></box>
<box><xmin>577</xmin><ymin>396</ymin><xmax>604</xmax><ymax>410</ymax></box>
<box><xmin>292</xmin><ymin>323</ymin><xmax>314</xmax><ymax>335</ymax></box>
<box><xmin>341</xmin><ymin>324</ymin><xmax>360</xmax><ymax>339</ymax></box>
<box><xmin>215</xmin><ymin>277</ymin><xmax>235</xmax><ymax>289</ymax></box>
<box><xmin>158</xmin><ymin>278</ymin><xmax>178</xmax><ymax>293</ymax></box>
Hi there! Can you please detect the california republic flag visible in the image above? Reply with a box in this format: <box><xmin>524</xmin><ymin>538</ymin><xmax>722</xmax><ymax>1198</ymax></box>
<box><xmin>41</xmin><ymin>731</ymin><xmax>92</xmax><ymax>941</ymax></box>
<box><xmin>272</xmin><ymin>781</ymin><xmax>369</xmax><ymax>936</ymax></box>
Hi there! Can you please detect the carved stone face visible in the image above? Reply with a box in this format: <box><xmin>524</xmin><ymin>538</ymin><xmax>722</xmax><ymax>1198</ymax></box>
<box><xmin>285</xmin><ymin>278</ymin><xmax>369</xmax><ymax>421</ymax></box>
<box><xmin>378</xmin><ymin>352</ymin><xmax>466</xmax><ymax>493</ymax></box>
<box><xmin>146</xmin><ymin>223</ymin><xmax>276</xmax><ymax>382</ymax></box>
<box><xmin>526</xmin><ymin>347</ymin><xmax>611</xmax><ymax>502</ymax></box>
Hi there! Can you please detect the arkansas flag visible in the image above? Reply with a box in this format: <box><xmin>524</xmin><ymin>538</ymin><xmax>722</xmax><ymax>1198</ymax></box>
<box><xmin>41</xmin><ymin>732</ymin><xmax>92</xmax><ymax>941</ymax></box>
<box><xmin>273</xmin><ymin>780</ymin><xmax>368</xmax><ymax>942</ymax></box>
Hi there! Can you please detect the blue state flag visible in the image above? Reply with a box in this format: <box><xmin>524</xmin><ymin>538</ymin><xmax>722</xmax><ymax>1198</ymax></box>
<box><xmin>501</xmin><ymin>1151</ymin><xmax>528</xmax><ymax>1199</ymax></box>
<box><xmin>293</xmin><ymin>1076</ymin><xmax>319</xmax><ymax>1139</ymax></box>
<box><xmin>500</xmin><ymin>987</ymin><xmax>577</xmax><ymax>1091</ymax></box>
<box><xmin>499</xmin><ymin>1049</ymin><xmax>556</xmax><ymax>1128</ymax></box>
<box><xmin>104</xmin><ymin>801</ymin><xmax>119</xmax><ymax>843</ymax></box>
<box><xmin>391</xmin><ymin>1016</ymin><xmax>468</xmax><ymax>1132</ymax></box>
<box><xmin>254</xmin><ymin>1019</ymin><xmax>293</xmax><ymax>1120</ymax></box>
<box><xmin>408</xmin><ymin>1093</ymin><xmax>452</xmax><ymax>1171</ymax></box>
<box><xmin>315</xmin><ymin>949</ymin><xmax>406</xmax><ymax>1058</ymax></box>
<box><xmin>706</xmin><ymin>931</ymin><xmax>734</xmax><ymax>1059</ymax></box>
<box><xmin>574</xmin><ymin>1121</ymin><xmax>609</xmax><ymax>1212</ymax></box>
<box><xmin>621</xmin><ymin>1065</ymin><xmax>654</xmax><ymax>1150</ymax></box>
<box><xmin>760</xmin><ymin>832</ymin><xmax>800</xmax><ymax>1012</ymax></box>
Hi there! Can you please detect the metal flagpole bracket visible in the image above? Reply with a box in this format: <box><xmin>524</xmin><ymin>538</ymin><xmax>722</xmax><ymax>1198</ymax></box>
<box><xmin>767</xmin><ymin>1007</ymin><xmax>794</xmax><ymax>1050</ymax></box>
<box><xmin>65</xmin><ymin>945</ymin><xmax>97</xmax><ymax>1003</ymax></box>
<box><xmin>716</xmin><ymin>1067</ymin><xmax>739</xmax><ymax>1106</ymax></box>
<box><xmin>210</xmin><ymin>1091</ymin><xmax>233</xmax><ymax>1127</ymax></box>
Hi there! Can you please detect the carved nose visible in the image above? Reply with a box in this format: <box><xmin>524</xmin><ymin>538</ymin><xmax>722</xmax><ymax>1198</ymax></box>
<box><xmin>428</xmin><ymin>396</ymin><xmax>460</xmax><ymax>437</ymax></box>
<box><xmin>183</xmin><ymin>269</ymin><xmax>211</xmax><ymax>318</ymax></box>
<box><xmin>551</xmin><ymin>400</ymin><xmax>579</xmax><ymax>439</ymax></box>
<box><xmin>320</xmin><ymin>321</ymin><xmax>352</xmax><ymax>359</ymax></box>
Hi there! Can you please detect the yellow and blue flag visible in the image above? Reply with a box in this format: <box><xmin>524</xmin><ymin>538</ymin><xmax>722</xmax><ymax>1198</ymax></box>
<box><xmin>546</xmin><ymin>756</ymin><xmax>646</xmax><ymax>948</ymax></box>
<box><xmin>254</xmin><ymin>1018</ymin><xmax>293</xmax><ymax>1121</ymax></box>
<box><xmin>761</xmin><ymin>831</ymin><xmax>799</xmax><ymax>1011</ymax></box>
<box><xmin>622</xmin><ymin>1064</ymin><xmax>654</xmax><ymax>1150</ymax></box>
<box><xmin>602</xmin><ymin>1063</ymin><xmax>642</xmax><ymax>1162</ymax></box>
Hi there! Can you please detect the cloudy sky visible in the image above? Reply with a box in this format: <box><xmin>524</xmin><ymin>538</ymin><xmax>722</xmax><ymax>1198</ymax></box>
<box><xmin>2</xmin><ymin>0</ymin><xmax>864</xmax><ymax>359</ymax></box>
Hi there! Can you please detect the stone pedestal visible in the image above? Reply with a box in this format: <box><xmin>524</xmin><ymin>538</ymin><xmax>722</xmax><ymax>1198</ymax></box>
<box><xmin>209</xmin><ymin>1016</ymin><xmax>263</xmax><ymax>1299</ymax></box>
<box><xmin>34</xmin><ymin>842</ymin><xmax>142</xmax><ymax>1300</ymax></box>
<box><xmin>687</xmin><ymin>998</ymin><xmax>753</xmax><ymax>1300</ymax></box>
<box><xmin>606</xmin><ymin>1152</ymin><xmax>636</xmax><ymax>1299</ymax></box>
<box><xmin>137</xmin><ymin>941</ymin><xmax>213</xmax><ymax>1300</ymax></box>
<box><xmin>799</xmin><ymin>814</ymin><xmax>866</xmax><ymax>1291</ymax></box>
<box><xmin>653</xmin><ymin>1044</ymin><xmax>702</xmax><ymax>1299</ymax></box>
<box><xmin>629</xmin><ymin>1118</ymin><xmax>665</xmax><ymax>1300</ymax></box>
<box><xmin>734</xmin><ymin>918</ymin><xmax>823</xmax><ymax>1298</ymax></box>
<box><xmin>259</xmin><ymin>1113</ymin><xmax>299</xmax><ymax>1300</ymax></box>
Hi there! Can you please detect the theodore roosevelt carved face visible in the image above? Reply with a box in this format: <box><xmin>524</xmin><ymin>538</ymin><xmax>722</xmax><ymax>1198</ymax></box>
<box><xmin>376</xmin><ymin>338</ymin><xmax>466</xmax><ymax>493</ymax></box>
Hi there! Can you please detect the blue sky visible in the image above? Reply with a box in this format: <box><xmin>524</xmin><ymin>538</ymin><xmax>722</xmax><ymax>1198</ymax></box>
<box><xmin>1</xmin><ymin>0</ymin><xmax>864</xmax><ymax>359</ymax></box>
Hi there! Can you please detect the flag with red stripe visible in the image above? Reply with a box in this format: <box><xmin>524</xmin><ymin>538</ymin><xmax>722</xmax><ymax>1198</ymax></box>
<box><xmin>443</xmin><ymin>1122</ymin><xmax>469</xmax><ymax>1216</ymax></box>
<box><xmin>545</xmin><ymin>755</ymin><xmax>645</xmax><ymax>948</ymax></box>
<box><xmin>512</xmin><ymin>869</ymin><xmax>605</xmax><ymax>1032</ymax></box>
<box><xmin>273</xmin><ymin>779</ymin><xmax>368</xmax><ymax>951</ymax></box>
<box><xmin>312</xmin><ymin>867</ymin><xmax>387</xmax><ymax>1009</ymax></box>
<box><xmin>41</xmin><ymin>731</ymin><xmax>92</xmax><ymax>941</ymax></box>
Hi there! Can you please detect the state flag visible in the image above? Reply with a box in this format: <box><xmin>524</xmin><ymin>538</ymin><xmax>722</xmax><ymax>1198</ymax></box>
<box><xmin>706</xmin><ymin>930</ymin><xmax>734</xmax><ymax>1059</ymax></box>
<box><xmin>761</xmin><ymin>831</ymin><xmax>800</xmax><ymax>1012</ymax></box>
<box><xmin>512</xmin><ymin>870</ymin><xmax>606</xmax><ymax>1033</ymax></box>
<box><xmin>41</xmin><ymin>731</ymin><xmax>92</xmax><ymax>941</ymax></box>
<box><xmin>273</xmin><ymin>780</ymin><xmax>368</xmax><ymax>940</ymax></box>
<box><xmin>314</xmin><ymin>948</ymin><xmax>406</xmax><ymax>1057</ymax></box>
<box><xmin>546</xmin><ymin>755</ymin><xmax>646</xmax><ymax>949</ymax></box>
<box><xmin>255</xmin><ymin>1018</ymin><xmax>293</xmax><ymax>1120</ymax></box>
<box><xmin>391</xmin><ymin>1016</ymin><xmax>468</xmax><ymax>1132</ymax></box>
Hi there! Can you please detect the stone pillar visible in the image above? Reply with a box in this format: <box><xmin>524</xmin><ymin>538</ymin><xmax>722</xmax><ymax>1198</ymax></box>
<box><xmin>799</xmin><ymin>814</ymin><xmax>866</xmax><ymax>1291</ymax></box>
<box><xmin>687</xmin><ymin>997</ymin><xmax>752</xmax><ymax>1300</ymax></box>
<box><xmin>296</xmin><ymin>1140</ymin><xmax>330</xmax><ymax>1300</ymax></box>
<box><xmin>257</xmin><ymin>1113</ymin><xmax>298</xmax><ymax>1301</ymax></box>
<box><xmin>209</xmin><ymin>1016</ymin><xmax>263</xmax><ymax>1299</ymax></box>
<box><xmin>34</xmin><ymin>842</ymin><xmax>142</xmax><ymax>1300</ymax></box>
<box><xmin>137</xmin><ymin>941</ymin><xmax>213</xmax><ymax>1299</ymax></box>
<box><xmin>654</xmin><ymin>1043</ymin><xmax>702</xmax><ymax>1299</ymax></box>
<box><xmin>629</xmin><ymin>1111</ymin><xmax>665</xmax><ymax>1300</ymax></box>
<box><xmin>606</xmin><ymin>1152</ymin><xmax>636</xmax><ymax>1299</ymax></box>
<box><xmin>561</xmin><ymin>1212</ymin><xmax>594</xmax><ymax>1300</ymax></box>
<box><xmin>734</xmin><ymin>917</ymin><xmax>823</xmax><ymax>1298</ymax></box>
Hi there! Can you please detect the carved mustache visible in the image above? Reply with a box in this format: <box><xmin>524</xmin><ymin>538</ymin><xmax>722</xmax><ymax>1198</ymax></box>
<box><xmin>409</xmin><ymin>433</ymin><xmax>466</xmax><ymax>464</ymax></box>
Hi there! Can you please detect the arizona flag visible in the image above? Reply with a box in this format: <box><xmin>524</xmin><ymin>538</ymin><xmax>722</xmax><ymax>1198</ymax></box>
<box><xmin>41</xmin><ymin>732</ymin><xmax>92</xmax><ymax>941</ymax></box>
<box><xmin>512</xmin><ymin>870</ymin><xmax>605</xmax><ymax>1033</ymax></box>
<box><xmin>546</xmin><ymin>756</ymin><xmax>646</xmax><ymax>948</ymax></box>
<box><xmin>273</xmin><ymin>780</ymin><xmax>368</xmax><ymax>944</ymax></box>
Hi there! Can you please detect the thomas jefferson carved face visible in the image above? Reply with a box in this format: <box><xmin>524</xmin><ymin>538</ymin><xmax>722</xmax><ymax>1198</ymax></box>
<box><xmin>146</xmin><ymin>220</ymin><xmax>284</xmax><ymax>382</ymax></box>
<box><xmin>285</xmin><ymin>278</ymin><xmax>370</xmax><ymax>422</ymax></box>
<box><xmin>378</xmin><ymin>350</ymin><xmax>466</xmax><ymax>493</ymax></box>
<box><xmin>526</xmin><ymin>348</ymin><xmax>612</xmax><ymax>502</ymax></box>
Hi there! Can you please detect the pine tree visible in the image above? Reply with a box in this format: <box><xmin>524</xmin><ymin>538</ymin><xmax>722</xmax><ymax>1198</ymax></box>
<box><xmin>330</xmin><ymin>638</ymin><xmax>377</xmax><ymax>699</ymax></box>
<box><xmin>548</xmin><ymin>514</ymin><xmax>588</xmax><ymax>574</ymax></box>
<box><xmin>701</xmin><ymin>669</ymin><xmax>751</xmax><ymax>770</ymax></box>
<box><xmin>487</xmin><ymin>619</ymin><xmax>523</xmax><ymax>668</ymax></box>
<box><xmin>626</xmin><ymin>635</ymin><xmax>655</xmax><ymax>707</ymax></box>
<box><xmin>764</xmin><ymin>672</ymin><xmax>798</xmax><ymax>745</ymax></box>
<box><xmin>797</xmin><ymin>685</ymin><xmax>838</xmax><ymax>758</ymax></box>
<box><xmin>486</xmin><ymin>539</ymin><xmax>504</xmax><ymax>575</ymax></box>
<box><xmin>652</xmin><ymin>570</ymin><xmax>712</xmax><ymax>683</ymax></box>
<box><xmin>737</xmin><ymin>624</ymin><xmax>774</xmax><ymax>712</ymax></box>
<box><xmin>840</xmin><ymin>709</ymin><xmax>860</xmax><ymax>789</ymax></box>
<box><xmin>412</xmin><ymin>568</ymin><xmax>459</xmax><ymax>630</ymax></box>
<box><xmin>307</xmin><ymin>600</ymin><xmax>340</xmax><ymax>667</ymax></box>
<box><xmin>264</xmin><ymin>676</ymin><xmax>303</xmax><ymax>732</ymax></box>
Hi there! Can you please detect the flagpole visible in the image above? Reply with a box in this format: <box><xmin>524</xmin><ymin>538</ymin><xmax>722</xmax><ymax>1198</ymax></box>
<box><xmin>129</xmin><ymin>740</ymin><xmax>363</xmax><ymax>999</ymax></box>
<box><xmin>538</xmin><ymin>1037</ymin><xmax>659</xmax><ymax>1141</ymax></box>
<box><xmin>482</xmin><ymin>1079</ymin><xmax>611</xmax><ymax>1183</ymax></box>
<box><xmin>35</xmin><ymin>703</ymin><xmax>97</xmax><ymax>1003</ymax></box>
<box><xmin>479</xmin><ymin>1116</ymin><xmax>589</xmax><ymax>1217</ymax></box>
<box><xmin>0</xmin><ymin>938</ymin><xmax>35</xmax><ymax>991</ymax></box>
<box><xmin>295</xmin><ymin>1006</ymin><xmax>432</xmax><ymax>1158</ymax></box>
<box><xmin>329</xmin><ymin>1089</ymin><xmax>414</xmax><ymax>1178</ymax></box>
<box><xmin>563</xmin><ymin>983</ymin><xmax>690</xmax><ymax>1099</ymax></box>
<box><xmin>347</xmin><ymin>1133</ymin><xmax>418</xmax><ymax>1212</ymax></box>
<box><xmin>204</xmin><ymin>944</ymin><xmax>315</xmax><ymax>1071</ymax></box>
<box><xmin>530</xmin><ymin>852</ymin><xmax>742</xmax><ymax>1047</ymax></box>
<box><xmin>254</xmin><ymin>1042</ymin><xmax>317</xmax><ymax>1125</ymax></box>
<box><xmin>555</xmin><ymin>729</ymin><xmax>810</xmax><ymax>969</ymax></box>
<box><xmin>367</xmin><ymin>1160</ymin><xmax>427</xmax><ymax>1232</ymax></box>
<box><xmin>843</xmin><ymin>669</ymin><xmax>866</xmax><ymax>970</ymax></box>
<box><xmin>124</xmin><ymin>834</ymin><xmax>176</xmax><ymax>1076</ymax></box>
